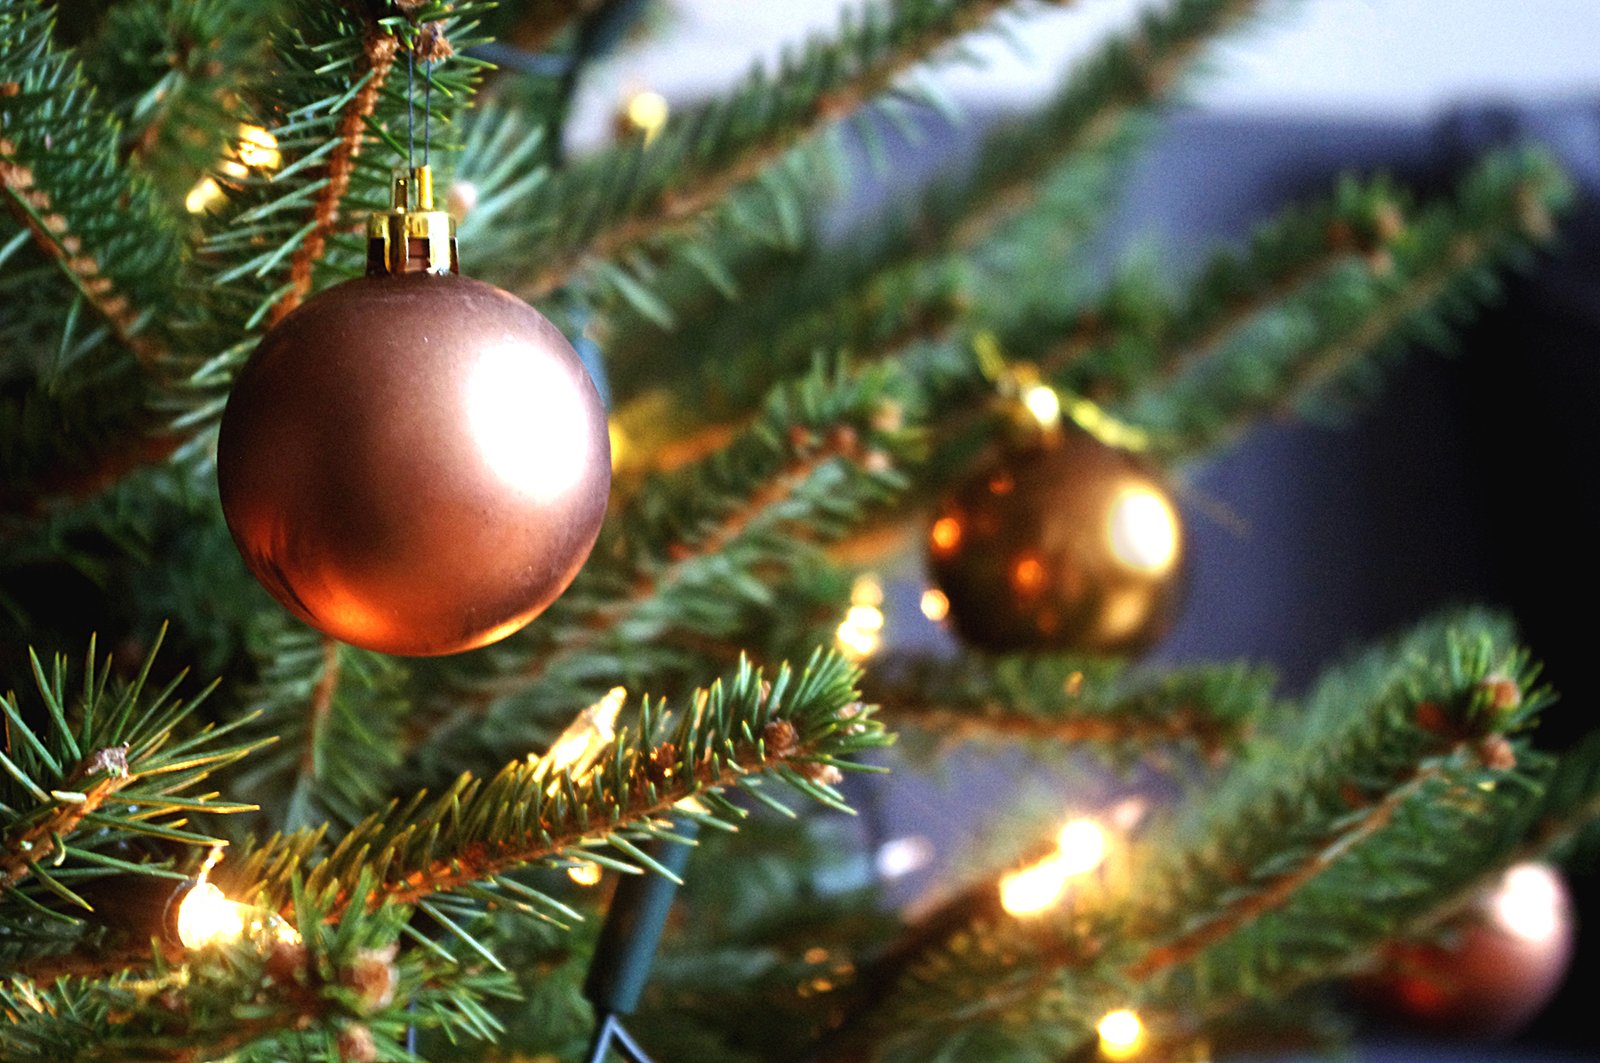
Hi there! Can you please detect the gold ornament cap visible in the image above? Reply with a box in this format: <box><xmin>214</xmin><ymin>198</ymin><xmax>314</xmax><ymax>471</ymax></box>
<box><xmin>367</xmin><ymin>165</ymin><xmax>458</xmax><ymax>276</ymax></box>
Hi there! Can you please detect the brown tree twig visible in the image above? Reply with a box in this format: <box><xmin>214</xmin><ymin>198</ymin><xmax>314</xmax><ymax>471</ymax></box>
<box><xmin>1126</xmin><ymin>761</ymin><xmax>1452</xmax><ymax>978</ymax></box>
<box><xmin>298</xmin><ymin>638</ymin><xmax>343</xmax><ymax>781</ymax></box>
<box><xmin>881</xmin><ymin>702</ymin><xmax>1244</xmax><ymax>757</ymax></box>
<box><xmin>1</xmin><ymin>747</ymin><xmax>132</xmax><ymax>891</ymax></box>
<box><xmin>0</xmin><ymin>145</ymin><xmax>163</xmax><ymax>368</ymax></box>
<box><xmin>267</xmin><ymin>29</ymin><xmax>399</xmax><ymax>326</ymax></box>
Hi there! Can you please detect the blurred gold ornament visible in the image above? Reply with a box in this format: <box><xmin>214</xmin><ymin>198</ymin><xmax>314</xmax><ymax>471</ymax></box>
<box><xmin>927</xmin><ymin>427</ymin><xmax>1185</xmax><ymax>654</ymax></box>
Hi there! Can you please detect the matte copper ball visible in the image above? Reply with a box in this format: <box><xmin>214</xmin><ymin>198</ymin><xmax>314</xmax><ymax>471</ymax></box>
<box><xmin>1356</xmin><ymin>862</ymin><xmax>1575</xmax><ymax>1038</ymax></box>
<box><xmin>217</xmin><ymin>271</ymin><xmax>610</xmax><ymax>656</ymax></box>
<box><xmin>926</xmin><ymin>427</ymin><xmax>1185</xmax><ymax>654</ymax></box>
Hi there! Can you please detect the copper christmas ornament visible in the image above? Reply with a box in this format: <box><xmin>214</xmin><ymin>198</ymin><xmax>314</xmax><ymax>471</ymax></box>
<box><xmin>927</xmin><ymin>426</ymin><xmax>1185</xmax><ymax>654</ymax></box>
<box><xmin>1357</xmin><ymin>861</ymin><xmax>1575</xmax><ymax>1038</ymax></box>
<box><xmin>217</xmin><ymin>168</ymin><xmax>610</xmax><ymax>656</ymax></box>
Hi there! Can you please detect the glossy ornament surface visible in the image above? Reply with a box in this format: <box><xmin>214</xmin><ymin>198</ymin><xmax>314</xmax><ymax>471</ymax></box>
<box><xmin>1357</xmin><ymin>862</ymin><xmax>1575</xmax><ymax>1038</ymax></box>
<box><xmin>927</xmin><ymin>427</ymin><xmax>1185</xmax><ymax>654</ymax></box>
<box><xmin>218</xmin><ymin>268</ymin><xmax>610</xmax><ymax>657</ymax></box>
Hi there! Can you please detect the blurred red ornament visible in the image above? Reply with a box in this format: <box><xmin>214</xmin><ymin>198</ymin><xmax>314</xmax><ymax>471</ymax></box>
<box><xmin>1358</xmin><ymin>862</ymin><xmax>1575</xmax><ymax>1038</ymax></box>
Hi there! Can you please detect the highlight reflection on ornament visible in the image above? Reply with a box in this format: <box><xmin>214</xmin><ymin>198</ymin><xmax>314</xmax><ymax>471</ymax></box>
<box><xmin>466</xmin><ymin>343</ymin><xmax>596</xmax><ymax>500</ymax></box>
<box><xmin>1107</xmin><ymin>485</ymin><xmax>1180</xmax><ymax>574</ymax></box>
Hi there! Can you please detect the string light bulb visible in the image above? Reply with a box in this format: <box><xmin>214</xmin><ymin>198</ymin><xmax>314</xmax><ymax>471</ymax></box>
<box><xmin>185</xmin><ymin>176</ymin><xmax>225</xmax><ymax>214</ymax></box>
<box><xmin>1097</xmin><ymin>1008</ymin><xmax>1146</xmax><ymax>1060</ymax></box>
<box><xmin>622</xmin><ymin>89</ymin><xmax>670</xmax><ymax>144</ymax></box>
<box><xmin>533</xmin><ymin>687</ymin><xmax>625</xmax><ymax>787</ymax></box>
<box><xmin>919</xmin><ymin>587</ymin><xmax>950</xmax><ymax>622</ymax></box>
<box><xmin>998</xmin><ymin>815</ymin><xmax>1110</xmax><ymax>917</ymax></box>
<box><xmin>1055</xmin><ymin>818</ymin><xmax>1109</xmax><ymax>875</ymax></box>
<box><xmin>185</xmin><ymin>124</ymin><xmax>283</xmax><ymax>214</ymax></box>
<box><xmin>235</xmin><ymin>125</ymin><xmax>281</xmax><ymax>170</ymax></box>
<box><xmin>567</xmin><ymin>861</ymin><xmax>603</xmax><ymax>887</ymax></box>
<box><xmin>999</xmin><ymin>853</ymin><xmax>1074</xmax><ymax>916</ymax></box>
<box><xmin>835</xmin><ymin>575</ymin><xmax>885</xmax><ymax>661</ymax></box>
<box><xmin>174</xmin><ymin>879</ymin><xmax>299</xmax><ymax>950</ymax></box>
<box><xmin>1021</xmin><ymin>382</ymin><xmax>1062</xmax><ymax>428</ymax></box>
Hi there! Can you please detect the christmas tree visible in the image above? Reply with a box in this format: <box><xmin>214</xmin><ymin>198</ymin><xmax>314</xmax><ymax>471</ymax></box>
<box><xmin>0</xmin><ymin>1</ymin><xmax>1590</xmax><ymax>1060</ymax></box>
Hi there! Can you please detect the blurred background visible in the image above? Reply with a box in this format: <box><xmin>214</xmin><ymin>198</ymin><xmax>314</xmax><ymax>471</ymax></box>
<box><xmin>566</xmin><ymin>2</ymin><xmax>1600</xmax><ymax>1057</ymax></box>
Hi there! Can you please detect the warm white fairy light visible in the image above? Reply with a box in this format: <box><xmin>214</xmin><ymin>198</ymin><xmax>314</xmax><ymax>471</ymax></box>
<box><xmin>919</xmin><ymin>587</ymin><xmax>950</xmax><ymax>622</ymax></box>
<box><xmin>567</xmin><ymin>861</ymin><xmax>603</xmax><ymax>887</ymax></box>
<box><xmin>185</xmin><ymin>124</ymin><xmax>282</xmax><ymax>214</ymax></box>
<box><xmin>1097</xmin><ymin>1008</ymin><xmax>1146</xmax><ymax>1060</ymax></box>
<box><xmin>1021</xmin><ymin>382</ymin><xmax>1062</xmax><ymax>427</ymax></box>
<box><xmin>175</xmin><ymin>879</ymin><xmax>300</xmax><ymax>950</ymax></box>
<box><xmin>534</xmin><ymin>686</ymin><xmax>625</xmax><ymax>780</ymax></box>
<box><xmin>999</xmin><ymin>852</ymin><xmax>1075</xmax><ymax>916</ymax></box>
<box><xmin>835</xmin><ymin>575</ymin><xmax>885</xmax><ymax>661</ymax></box>
<box><xmin>1055</xmin><ymin>818</ymin><xmax>1109</xmax><ymax>876</ymax></box>
<box><xmin>185</xmin><ymin>176</ymin><xmax>224</xmax><ymax>214</ymax></box>
<box><xmin>236</xmin><ymin>125</ymin><xmax>281</xmax><ymax>170</ymax></box>
<box><xmin>999</xmin><ymin>816</ymin><xmax>1110</xmax><ymax>917</ymax></box>
<box><xmin>624</xmin><ymin>90</ymin><xmax>670</xmax><ymax>143</ymax></box>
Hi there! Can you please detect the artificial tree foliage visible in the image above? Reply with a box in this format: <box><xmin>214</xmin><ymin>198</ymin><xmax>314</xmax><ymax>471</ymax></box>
<box><xmin>0</xmin><ymin>1</ymin><xmax>1591</xmax><ymax>1060</ymax></box>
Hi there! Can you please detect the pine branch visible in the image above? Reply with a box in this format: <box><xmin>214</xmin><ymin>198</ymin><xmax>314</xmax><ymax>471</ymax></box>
<box><xmin>80</xmin><ymin>0</ymin><xmax>273</xmax><ymax>200</ymax></box>
<box><xmin>1119</xmin><ymin>617</ymin><xmax>1547</xmax><ymax>989</ymax></box>
<box><xmin>510</xmin><ymin>0</ymin><xmax>1039</xmax><ymax>301</ymax></box>
<box><xmin>0</xmin><ymin>0</ymin><xmax>181</xmax><ymax>370</ymax></box>
<box><xmin>1129</xmin><ymin>145</ymin><xmax>1572</xmax><ymax>458</ymax></box>
<box><xmin>942</xmin><ymin>0</ymin><xmax>1263</xmax><ymax>254</ymax></box>
<box><xmin>270</xmin><ymin>24</ymin><xmax>398</xmax><ymax>325</ymax></box>
<box><xmin>219</xmin><ymin>652</ymin><xmax>889</xmax><ymax>920</ymax></box>
<box><xmin>0</xmin><ymin>1</ymin><xmax>193</xmax><ymax>508</ymax></box>
<box><xmin>602</xmin><ymin>0</ymin><xmax>1267</xmax><ymax>433</ymax></box>
<box><xmin>224</xmin><ymin>620</ymin><xmax>409</xmax><ymax>833</ymax></box>
<box><xmin>869</xmin><ymin>655</ymin><xmax>1270</xmax><ymax>759</ymax></box>
<box><xmin>846</xmin><ymin>614</ymin><xmax>1552</xmax><ymax>1059</ymax></box>
<box><xmin>1041</xmin><ymin>174</ymin><xmax>1411</xmax><ymax>396</ymax></box>
<box><xmin>0</xmin><ymin>881</ymin><xmax>514</xmax><ymax>1063</ymax></box>
<box><xmin>1</xmin><ymin>746</ymin><xmax>133</xmax><ymax>890</ymax></box>
<box><xmin>0</xmin><ymin>633</ymin><xmax>263</xmax><ymax>935</ymax></box>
